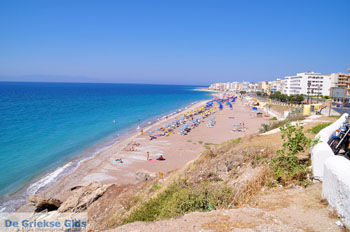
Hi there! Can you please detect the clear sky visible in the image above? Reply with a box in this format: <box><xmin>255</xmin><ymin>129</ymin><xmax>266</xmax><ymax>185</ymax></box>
<box><xmin>0</xmin><ymin>0</ymin><xmax>349</xmax><ymax>85</ymax></box>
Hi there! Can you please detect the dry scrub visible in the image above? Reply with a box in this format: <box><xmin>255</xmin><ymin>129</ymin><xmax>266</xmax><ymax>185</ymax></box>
<box><xmin>87</xmin><ymin>120</ymin><xmax>321</xmax><ymax>230</ymax></box>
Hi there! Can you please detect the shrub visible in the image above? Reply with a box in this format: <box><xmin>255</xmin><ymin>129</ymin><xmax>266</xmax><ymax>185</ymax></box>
<box><xmin>260</xmin><ymin>109</ymin><xmax>304</xmax><ymax>133</ymax></box>
<box><xmin>270</xmin><ymin>121</ymin><xmax>318</xmax><ymax>186</ymax></box>
<box><xmin>259</xmin><ymin>120</ymin><xmax>286</xmax><ymax>133</ymax></box>
<box><xmin>121</xmin><ymin>181</ymin><xmax>232</xmax><ymax>224</ymax></box>
<box><xmin>307</xmin><ymin>122</ymin><xmax>332</xmax><ymax>134</ymax></box>
<box><xmin>269</xmin><ymin>117</ymin><xmax>277</xmax><ymax>121</ymax></box>
<box><xmin>150</xmin><ymin>184</ymin><xmax>161</xmax><ymax>192</ymax></box>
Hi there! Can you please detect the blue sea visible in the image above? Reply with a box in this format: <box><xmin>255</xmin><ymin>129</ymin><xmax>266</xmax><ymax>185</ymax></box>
<box><xmin>0</xmin><ymin>82</ymin><xmax>210</xmax><ymax>212</ymax></box>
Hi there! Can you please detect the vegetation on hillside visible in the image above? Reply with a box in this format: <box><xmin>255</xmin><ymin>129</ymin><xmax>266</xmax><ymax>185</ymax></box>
<box><xmin>259</xmin><ymin>109</ymin><xmax>304</xmax><ymax>133</ymax></box>
<box><xmin>271</xmin><ymin>121</ymin><xmax>318</xmax><ymax>187</ymax></box>
<box><xmin>116</xmin><ymin>121</ymin><xmax>317</xmax><ymax>226</ymax></box>
<box><xmin>307</xmin><ymin>122</ymin><xmax>332</xmax><ymax>134</ymax></box>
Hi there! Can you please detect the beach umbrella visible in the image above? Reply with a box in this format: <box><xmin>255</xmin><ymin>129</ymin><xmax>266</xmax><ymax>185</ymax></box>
<box><xmin>218</xmin><ymin>102</ymin><xmax>223</xmax><ymax>110</ymax></box>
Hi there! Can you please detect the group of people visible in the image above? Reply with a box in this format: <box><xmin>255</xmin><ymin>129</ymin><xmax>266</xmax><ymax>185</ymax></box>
<box><xmin>146</xmin><ymin>151</ymin><xmax>165</xmax><ymax>161</ymax></box>
<box><xmin>114</xmin><ymin>96</ymin><xmax>240</xmax><ymax>166</ymax></box>
<box><xmin>145</xmin><ymin>105</ymin><xmax>217</xmax><ymax>139</ymax></box>
<box><xmin>123</xmin><ymin>141</ymin><xmax>140</xmax><ymax>152</ymax></box>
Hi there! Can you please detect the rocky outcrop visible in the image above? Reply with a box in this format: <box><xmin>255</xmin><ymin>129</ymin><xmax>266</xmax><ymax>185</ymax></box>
<box><xmin>58</xmin><ymin>182</ymin><xmax>111</xmax><ymax>213</ymax></box>
<box><xmin>135</xmin><ymin>170</ymin><xmax>156</xmax><ymax>182</ymax></box>
<box><xmin>28</xmin><ymin>194</ymin><xmax>62</xmax><ymax>212</ymax></box>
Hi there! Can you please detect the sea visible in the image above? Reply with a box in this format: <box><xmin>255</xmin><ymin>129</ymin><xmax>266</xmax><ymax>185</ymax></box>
<box><xmin>0</xmin><ymin>82</ymin><xmax>211</xmax><ymax>212</ymax></box>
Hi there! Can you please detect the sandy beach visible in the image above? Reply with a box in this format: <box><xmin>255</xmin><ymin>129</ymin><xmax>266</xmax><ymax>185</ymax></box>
<box><xmin>23</xmin><ymin>94</ymin><xmax>269</xmax><ymax>205</ymax></box>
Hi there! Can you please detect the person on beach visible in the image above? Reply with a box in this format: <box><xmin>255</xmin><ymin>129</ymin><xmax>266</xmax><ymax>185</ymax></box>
<box><xmin>140</xmin><ymin>129</ymin><xmax>143</xmax><ymax>135</ymax></box>
<box><xmin>156</xmin><ymin>155</ymin><xmax>165</xmax><ymax>161</ymax></box>
<box><xmin>146</xmin><ymin>152</ymin><xmax>150</xmax><ymax>161</ymax></box>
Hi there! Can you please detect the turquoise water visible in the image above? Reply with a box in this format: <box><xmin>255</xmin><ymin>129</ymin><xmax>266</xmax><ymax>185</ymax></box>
<box><xmin>0</xmin><ymin>82</ymin><xmax>210</xmax><ymax>211</ymax></box>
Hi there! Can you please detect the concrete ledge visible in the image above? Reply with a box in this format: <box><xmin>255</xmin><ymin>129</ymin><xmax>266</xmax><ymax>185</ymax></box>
<box><xmin>311</xmin><ymin>113</ymin><xmax>348</xmax><ymax>180</ymax></box>
<box><xmin>311</xmin><ymin>141</ymin><xmax>334</xmax><ymax>180</ymax></box>
<box><xmin>322</xmin><ymin>156</ymin><xmax>350</xmax><ymax>228</ymax></box>
<box><xmin>315</xmin><ymin>113</ymin><xmax>348</xmax><ymax>143</ymax></box>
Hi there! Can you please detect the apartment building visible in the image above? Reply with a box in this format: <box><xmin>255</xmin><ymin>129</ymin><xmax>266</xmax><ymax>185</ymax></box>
<box><xmin>333</xmin><ymin>73</ymin><xmax>350</xmax><ymax>89</ymax></box>
<box><xmin>209</xmin><ymin>83</ymin><xmax>225</xmax><ymax>91</ymax></box>
<box><xmin>283</xmin><ymin>72</ymin><xmax>334</xmax><ymax>96</ymax></box>
<box><xmin>257</xmin><ymin>81</ymin><xmax>269</xmax><ymax>93</ymax></box>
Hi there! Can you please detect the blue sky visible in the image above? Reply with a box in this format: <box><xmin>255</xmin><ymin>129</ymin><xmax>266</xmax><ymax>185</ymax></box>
<box><xmin>0</xmin><ymin>0</ymin><xmax>349</xmax><ymax>85</ymax></box>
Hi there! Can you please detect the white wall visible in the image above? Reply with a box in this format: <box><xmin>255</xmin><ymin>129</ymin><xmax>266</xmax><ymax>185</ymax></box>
<box><xmin>323</xmin><ymin>156</ymin><xmax>350</xmax><ymax>228</ymax></box>
<box><xmin>311</xmin><ymin>113</ymin><xmax>348</xmax><ymax>180</ymax></box>
<box><xmin>310</xmin><ymin>113</ymin><xmax>350</xmax><ymax>228</ymax></box>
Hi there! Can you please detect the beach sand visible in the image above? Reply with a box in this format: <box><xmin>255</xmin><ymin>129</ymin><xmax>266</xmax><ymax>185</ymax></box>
<box><xmin>26</xmin><ymin>95</ymin><xmax>269</xmax><ymax>204</ymax></box>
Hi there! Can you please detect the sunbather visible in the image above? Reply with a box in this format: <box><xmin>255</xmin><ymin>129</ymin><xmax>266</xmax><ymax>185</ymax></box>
<box><xmin>156</xmin><ymin>155</ymin><xmax>165</xmax><ymax>161</ymax></box>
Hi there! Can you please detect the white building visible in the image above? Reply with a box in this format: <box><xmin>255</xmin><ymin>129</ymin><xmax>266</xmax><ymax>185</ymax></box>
<box><xmin>209</xmin><ymin>83</ymin><xmax>225</xmax><ymax>91</ymax></box>
<box><xmin>283</xmin><ymin>72</ymin><xmax>335</xmax><ymax>96</ymax></box>
<box><xmin>241</xmin><ymin>81</ymin><xmax>250</xmax><ymax>92</ymax></box>
<box><xmin>270</xmin><ymin>78</ymin><xmax>285</xmax><ymax>94</ymax></box>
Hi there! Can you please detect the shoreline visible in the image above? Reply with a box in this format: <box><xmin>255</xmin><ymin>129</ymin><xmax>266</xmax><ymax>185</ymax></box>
<box><xmin>1</xmin><ymin>97</ymin><xmax>212</xmax><ymax>213</ymax></box>
<box><xmin>14</xmin><ymin>92</ymin><xmax>269</xmax><ymax>213</ymax></box>
<box><xmin>38</xmin><ymin>99</ymin><xmax>213</xmax><ymax>202</ymax></box>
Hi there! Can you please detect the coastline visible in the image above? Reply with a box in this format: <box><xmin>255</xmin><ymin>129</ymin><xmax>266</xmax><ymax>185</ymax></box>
<box><xmin>38</xmin><ymin>99</ymin><xmax>212</xmax><ymax>201</ymax></box>
<box><xmin>5</xmin><ymin>97</ymin><xmax>212</xmax><ymax>213</ymax></box>
<box><xmin>14</xmin><ymin>92</ymin><xmax>269</xmax><ymax>213</ymax></box>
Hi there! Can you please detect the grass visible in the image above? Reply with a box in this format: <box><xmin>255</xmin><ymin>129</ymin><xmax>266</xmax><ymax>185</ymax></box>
<box><xmin>269</xmin><ymin>117</ymin><xmax>277</xmax><ymax>121</ymax></box>
<box><xmin>115</xmin><ymin>120</ymin><xmax>315</xmax><ymax>227</ymax></box>
<box><xmin>307</xmin><ymin>122</ymin><xmax>332</xmax><ymax>134</ymax></box>
<box><xmin>121</xmin><ymin>181</ymin><xmax>232</xmax><ymax>224</ymax></box>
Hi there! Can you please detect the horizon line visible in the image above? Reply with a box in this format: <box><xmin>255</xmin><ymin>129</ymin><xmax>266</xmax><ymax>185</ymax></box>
<box><xmin>0</xmin><ymin>80</ymin><xmax>209</xmax><ymax>87</ymax></box>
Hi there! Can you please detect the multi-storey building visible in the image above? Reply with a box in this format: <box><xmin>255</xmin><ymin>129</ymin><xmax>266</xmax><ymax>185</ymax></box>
<box><xmin>257</xmin><ymin>81</ymin><xmax>269</xmax><ymax>93</ymax></box>
<box><xmin>283</xmin><ymin>72</ymin><xmax>335</xmax><ymax>96</ymax></box>
<box><xmin>334</xmin><ymin>73</ymin><xmax>350</xmax><ymax>89</ymax></box>
<box><xmin>269</xmin><ymin>78</ymin><xmax>285</xmax><ymax>94</ymax></box>
<box><xmin>209</xmin><ymin>83</ymin><xmax>225</xmax><ymax>91</ymax></box>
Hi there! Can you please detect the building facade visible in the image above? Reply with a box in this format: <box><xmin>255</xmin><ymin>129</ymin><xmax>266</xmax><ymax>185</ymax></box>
<box><xmin>269</xmin><ymin>78</ymin><xmax>284</xmax><ymax>94</ymax></box>
<box><xmin>257</xmin><ymin>81</ymin><xmax>269</xmax><ymax>93</ymax></box>
<box><xmin>335</xmin><ymin>73</ymin><xmax>350</xmax><ymax>89</ymax></box>
<box><xmin>283</xmin><ymin>72</ymin><xmax>334</xmax><ymax>96</ymax></box>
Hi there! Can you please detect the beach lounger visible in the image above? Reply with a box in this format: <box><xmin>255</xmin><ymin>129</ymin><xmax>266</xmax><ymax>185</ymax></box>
<box><xmin>232</xmin><ymin>124</ymin><xmax>245</xmax><ymax>132</ymax></box>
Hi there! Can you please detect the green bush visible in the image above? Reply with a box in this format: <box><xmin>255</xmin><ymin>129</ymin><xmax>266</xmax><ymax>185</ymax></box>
<box><xmin>121</xmin><ymin>181</ymin><xmax>232</xmax><ymax>224</ymax></box>
<box><xmin>270</xmin><ymin>121</ymin><xmax>318</xmax><ymax>186</ymax></box>
<box><xmin>307</xmin><ymin>122</ymin><xmax>332</xmax><ymax>134</ymax></box>
<box><xmin>269</xmin><ymin>117</ymin><xmax>277</xmax><ymax>121</ymax></box>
